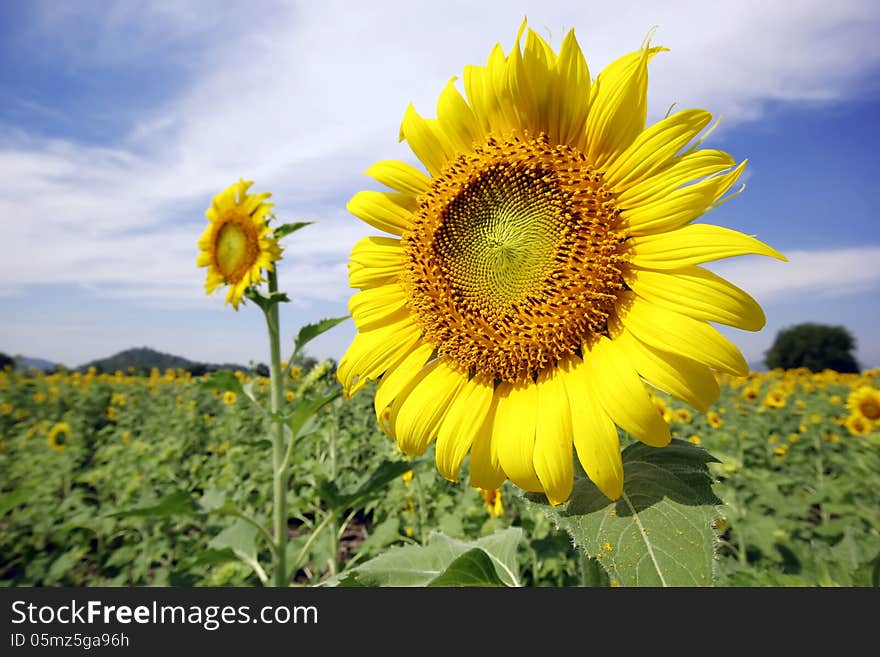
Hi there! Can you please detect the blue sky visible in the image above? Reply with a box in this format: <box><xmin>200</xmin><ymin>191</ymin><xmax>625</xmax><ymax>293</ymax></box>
<box><xmin>1</xmin><ymin>0</ymin><xmax>879</xmax><ymax>369</ymax></box>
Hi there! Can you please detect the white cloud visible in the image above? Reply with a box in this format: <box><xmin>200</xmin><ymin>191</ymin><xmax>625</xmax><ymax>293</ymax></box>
<box><xmin>1</xmin><ymin>0</ymin><xmax>879</xmax><ymax>307</ymax></box>
<box><xmin>708</xmin><ymin>247</ymin><xmax>880</xmax><ymax>303</ymax></box>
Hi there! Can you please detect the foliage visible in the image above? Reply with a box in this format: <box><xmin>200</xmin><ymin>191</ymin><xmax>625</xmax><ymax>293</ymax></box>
<box><xmin>1</xmin><ymin>364</ymin><xmax>878</xmax><ymax>586</ymax></box>
<box><xmin>765</xmin><ymin>323</ymin><xmax>860</xmax><ymax>373</ymax></box>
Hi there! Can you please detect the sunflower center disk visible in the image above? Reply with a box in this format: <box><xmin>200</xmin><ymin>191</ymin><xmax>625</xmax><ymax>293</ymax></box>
<box><xmin>403</xmin><ymin>134</ymin><xmax>627</xmax><ymax>383</ymax></box>
<box><xmin>215</xmin><ymin>215</ymin><xmax>257</xmax><ymax>282</ymax></box>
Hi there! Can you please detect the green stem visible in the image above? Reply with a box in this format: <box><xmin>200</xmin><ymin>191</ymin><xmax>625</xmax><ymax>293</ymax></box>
<box><xmin>291</xmin><ymin>510</ymin><xmax>338</xmax><ymax>576</ymax></box>
<box><xmin>265</xmin><ymin>269</ymin><xmax>288</xmax><ymax>586</ymax></box>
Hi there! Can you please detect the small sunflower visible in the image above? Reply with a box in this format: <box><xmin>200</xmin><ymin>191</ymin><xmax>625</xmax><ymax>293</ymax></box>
<box><xmin>707</xmin><ymin>410</ymin><xmax>723</xmax><ymax>428</ymax></box>
<box><xmin>847</xmin><ymin>386</ymin><xmax>880</xmax><ymax>426</ymax></box>
<box><xmin>338</xmin><ymin>23</ymin><xmax>784</xmax><ymax>505</ymax></box>
<box><xmin>845</xmin><ymin>414</ymin><xmax>871</xmax><ymax>436</ymax></box>
<box><xmin>197</xmin><ymin>179</ymin><xmax>283</xmax><ymax>310</ymax></box>
<box><xmin>222</xmin><ymin>391</ymin><xmax>238</xmax><ymax>405</ymax></box>
<box><xmin>479</xmin><ymin>488</ymin><xmax>504</xmax><ymax>518</ymax></box>
<box><xmin>47</xmin><ymin>421</ymin><xmax>71</xmax><ymax>452</ymax></box>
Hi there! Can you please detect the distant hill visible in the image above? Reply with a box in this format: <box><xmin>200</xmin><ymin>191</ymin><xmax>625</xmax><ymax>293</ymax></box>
<box><xmin>77</xmin><ymin>347</ymin><xmax>257</xmax><ymax>376</ymax></box>
<box><xmin>11</xmin><ymin>355</ymin><xmax>60</xmax><ymax>372</ymax></box>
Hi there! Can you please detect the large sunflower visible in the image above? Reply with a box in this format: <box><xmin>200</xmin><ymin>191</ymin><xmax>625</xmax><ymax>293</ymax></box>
<box><xmin>338</xmin><ymin>24</ymin><xmax>785</xmax><ymax>505</ymax></box>
<box><xmin>197</xmin><ymin>179</ymin><xmax>283</xmax><ymax>310</ymax></box>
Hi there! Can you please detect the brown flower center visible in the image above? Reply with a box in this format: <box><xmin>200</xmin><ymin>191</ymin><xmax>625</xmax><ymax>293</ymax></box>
<box><xmin>402</xmin><ymin>133</ymin><xmax>626</xmax><ymax>383</ymax></box>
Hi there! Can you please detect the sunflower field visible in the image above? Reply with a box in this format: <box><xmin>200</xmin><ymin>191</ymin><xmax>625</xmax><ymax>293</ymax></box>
<box><xmin>1</xmin><ymin>362</ymin><xmax>878</xmax><ymax>587</ymax></box>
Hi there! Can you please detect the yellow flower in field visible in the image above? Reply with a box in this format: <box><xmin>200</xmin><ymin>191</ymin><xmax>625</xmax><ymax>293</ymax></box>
<box><xmin>222</xmin><ymin>391</ymin><xmax>237</xmax><ymax>405</ymax></box>
<box><xmin>122</xmin><ymin>430</ymin><xmax>131</xmax><ymax>445</ymax></box>
<box><xmin>772</xmin><ymin>444</ymin><xmax>788</xmax><ymax>456</ymax></box>
<box><xmin>47</xmin><ymin>422</ymin><xmax>71</xmax><ymax>452</ymax></box>
<box><xmin>688</xmin><ymin>435</ymin><xmax>702</xmax><ymax>445</ymax></box>
<box><xmin>402</xmin><ymin>469</ymin><xmax>414</xmax><ymax>486</ymax></box>
<box><xmin>768</xmin><ymin>434</ymin><xmax>779</xmax><ymax>445</ymax></box>
<box><xmin>707</xmin><ymin>411</ymin><xmax>723</xmax><ymax>428</ymax></box>
<box><xmin>106</xmin><ymin>406</ymin><xmax>117</xmax><ymax>421</ymax></box>
<box><xmin>217</xmin><ymin>440</ymin><xmax>231</xmax><ymax>455</ymax></box>
<box><xmin>197</xmin><ymin>179</ymin><xmax>283</xmax><ymax>310</ymax></box>
<box><xmin>794</xmin><ymin>399</ymin><xmax>806</xmax><ymax>409</ymax></box>
<box><xmin>788</xmin><ymin>433</ymin><xmax>800</xmax><ymax>444</ymax></box>
<box><xmin>285</xmin><ymin>390</ymin><xmax>295</xmax><ymax>402</ymax></box>
<box><xmin>829</xmin><ymin>395</ymin><xmax>841</xmax><ymax>405</ymax></box>
<box><xmin>337</xmin><ymin>23</ymin><xmax>783</xmax><ymax>505</ymax></box>
<box><xmin>808</xmin><ymin>412</ymin><xmax>822</xmax><ymax>424</ymax></box>
<box><xmin>0</xmin><ymin>402</ymin><xmax>11</xmax><ymax>415</ymax></box>
<box><xmin>674</xmin><ymin>408</ymin><xmax>692</xmax><ymax>424</ymax></box>
<box><xmin>479</xmin><ymin>488</ymin><xmax>504</xmax><ymax>518</ymax></box>
<box><xmin>33</xmin><ymin>392</ymin><xmax>46</xmax><ymax>403</ymax></box>
<box><xmin>847</xmin><ymin>386</ymin><xmax>880</xmax><ymax>425</ymax></box>
<box><xmin>845</xmin><ymin>414</ymin><xmax>871</xmax><ymax>436</ymax></box>
<box><xmin>763</xmin><ymin>390</ymin><xmax>787</xmax><ymax>409</ymax></box>
<box><xmin>290</xmin><ymin>365</ymin><xmax>302</xmax><ymax>381</ymax></box>
<box><xmin>742</xmin><ymin>386</ymin><xmax>760</xmax><ymax>402</ymax></box>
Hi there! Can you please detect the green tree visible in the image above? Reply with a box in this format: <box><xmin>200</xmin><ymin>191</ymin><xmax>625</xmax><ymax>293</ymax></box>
<box><xmin>0</xmin><ymin>351</ymin><xmax>13</xmax><ymax>370</ymax></box>
<box><xmin>764</xmin><ymin>323</ymin><xmax>860</xmax><ymax>373</ymax></box>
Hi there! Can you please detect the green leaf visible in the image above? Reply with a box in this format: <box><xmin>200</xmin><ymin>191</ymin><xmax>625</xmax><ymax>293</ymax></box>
<box><xmin>325</xmin><ymin>528</ymin><xmax>523</xmax><ymax>587</ymax></box>
<box><xmin>427</xmin><ymin>548</ymin><xmax>507</xmax><ymax>587</ymax></box>
<box><xmin>274</xmin><ymin>221</ymin><xmax>313</xmax><ymax>239</ymax></box>
<box><xmin>293</xmin><ymin>316</ymin><xmax>349</xmax><ymax>358</ymax></box>
<box><xmin>320</xmin><ymin>459</ymin><xmax>414</xmax><ymax>511</ymax></box>
<box><xmin>198</xmin><ymin>370</ymin><xmax>244</xmax><ymax>396</ymax></box>
<box><xmin>109</xmin><ymin>490</ymin><xmax>197</xmax><ymax>518</ymax></box>
<box><xmin>281</xmin><ymin>390</ymin><xmax>342</xmax><ymax>441</ymax></box>
<box><xmin>208</xmin><ymin>519</ymin><xmax>267</xmax><ymax>585</ymax></box>
<box><xmin>0</xmin><ymin>488</ymin><xmax>33</xmax><ymax>516</ymax></box>
<box><xmin>531</xmin><ymin>439</ymin><xmax>721</xmax><ymax>587</ymax></box>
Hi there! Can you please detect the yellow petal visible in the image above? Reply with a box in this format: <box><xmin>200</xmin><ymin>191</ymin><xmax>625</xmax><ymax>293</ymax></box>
<box><xmin>347</xmin><ymin>191</ymin><xmax>415</xmax><ymax>236</ymax></box>
<box><xmin>619</xmin><ymin>292</ymin><xmax>749</xmax><ymax>376</ymax></box>
<box><xmin>468</xmin><ymin>394</ymin><xmax>505</xmax><ymax>490</ymax></box>
<box><xmin>624</xmin><ymin>265</ymin><xmax>766</xmax><ymax>331</ymax></box>
<box><xmin>336</xmin><ymin>312</ymin><xmax>421</xmax><ymax>396</ymax></box>
<box><xmin>558</xmin><ymin>355</ymin><xmax>623</xmax><ymax>500</ymax></box>
<box><xmin>521</xmin><ymin>29</ymin><xmax>556</xmax><ymax>134</ymax></box>
<box><xmin>492</xmin><ymin>381</ymin><xmax>543</xmax><ymax>492</ymax></box>
<box><xmin>436</xmin><ymin>77</ymin><xmax>482</xmax><ymax>153</ymax></box>
<box><xmin>629</xmin><ymin>224</ymin><xmax>787</xmax><ymax>270</ymax></box>
<box><xmin>393</xmin><ymin>359</ymin><xmax>467</xmax><ymax>455</ymax></box>
<box><xmin>373</xmin><ymin>342</ymin><xmax>435</xmax><ymax>431</ymax></box>
<box><xmin>552</xmin><ymin>29</ymin><xmax>591</xmax><ymax>146</ymax></box>
<box><xmin>587</xmin><ymin>336</ymin><xmax>671</xmax><ymax>447</ymax></box>
<box><xmin>619</xmin><ymin>161</ymin><xmax>747</xmax><ymax>236</ymax></box>
<box><xmin>348</xmin><ymin>236</ymin><xmax>404</xmax><ymax>289</ymax></box>
<box><xmin>612</xmin><ymin>327</ymin><xmax>720</xmax><ymax>412</ymax></box>
<box><xmin>584</xmin><ymin>46</ymin><xmax>666</xmax><ymax>167</ymax></box>
<box><xmin>348</xmin><ymin>283</ymin><xmax>409</xmax><ymax>331</ymax></box>
<box><xmin>400</xmin><ymin>103</ymin><xmax>455</xmax><ymax>176</ymax></box>
<box><xmin>435</xmin><ymin>374</ymin><xmax>494</xmax><ymax>481</ymax></box>
<box><xmin>364</xmin><ymin>160</ymin><xmax>430</xmax><ymax>195</ymax></box>
<box><xmin>533</xmin><ymin>367</ymin><xmax>574</xmax><ymax>505</ymax></box>
<box><xmin>616</xmin><ymin>149</ymin><xmax>736</xmax><ymax>207</ymax></box>
<box><xmin>604</xmin><ymin>109</ymin><xmax>712</xmax><ymax>189</ymax></box>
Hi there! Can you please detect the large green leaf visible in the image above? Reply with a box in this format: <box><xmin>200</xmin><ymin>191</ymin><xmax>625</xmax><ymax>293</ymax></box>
<box><xmin>427</xmin><ymin>548</ymin><xmax>507</xmax><ymax>587</ymax></box>
<box><xmin>325</xmin><ymin>528</ymin><xmax>523</xmax><ymax>587</ymax></box>
<box><xmin>532</xmin><ymin>439</ymin><xmax>721</xmax><ymax>587</ymax></box>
